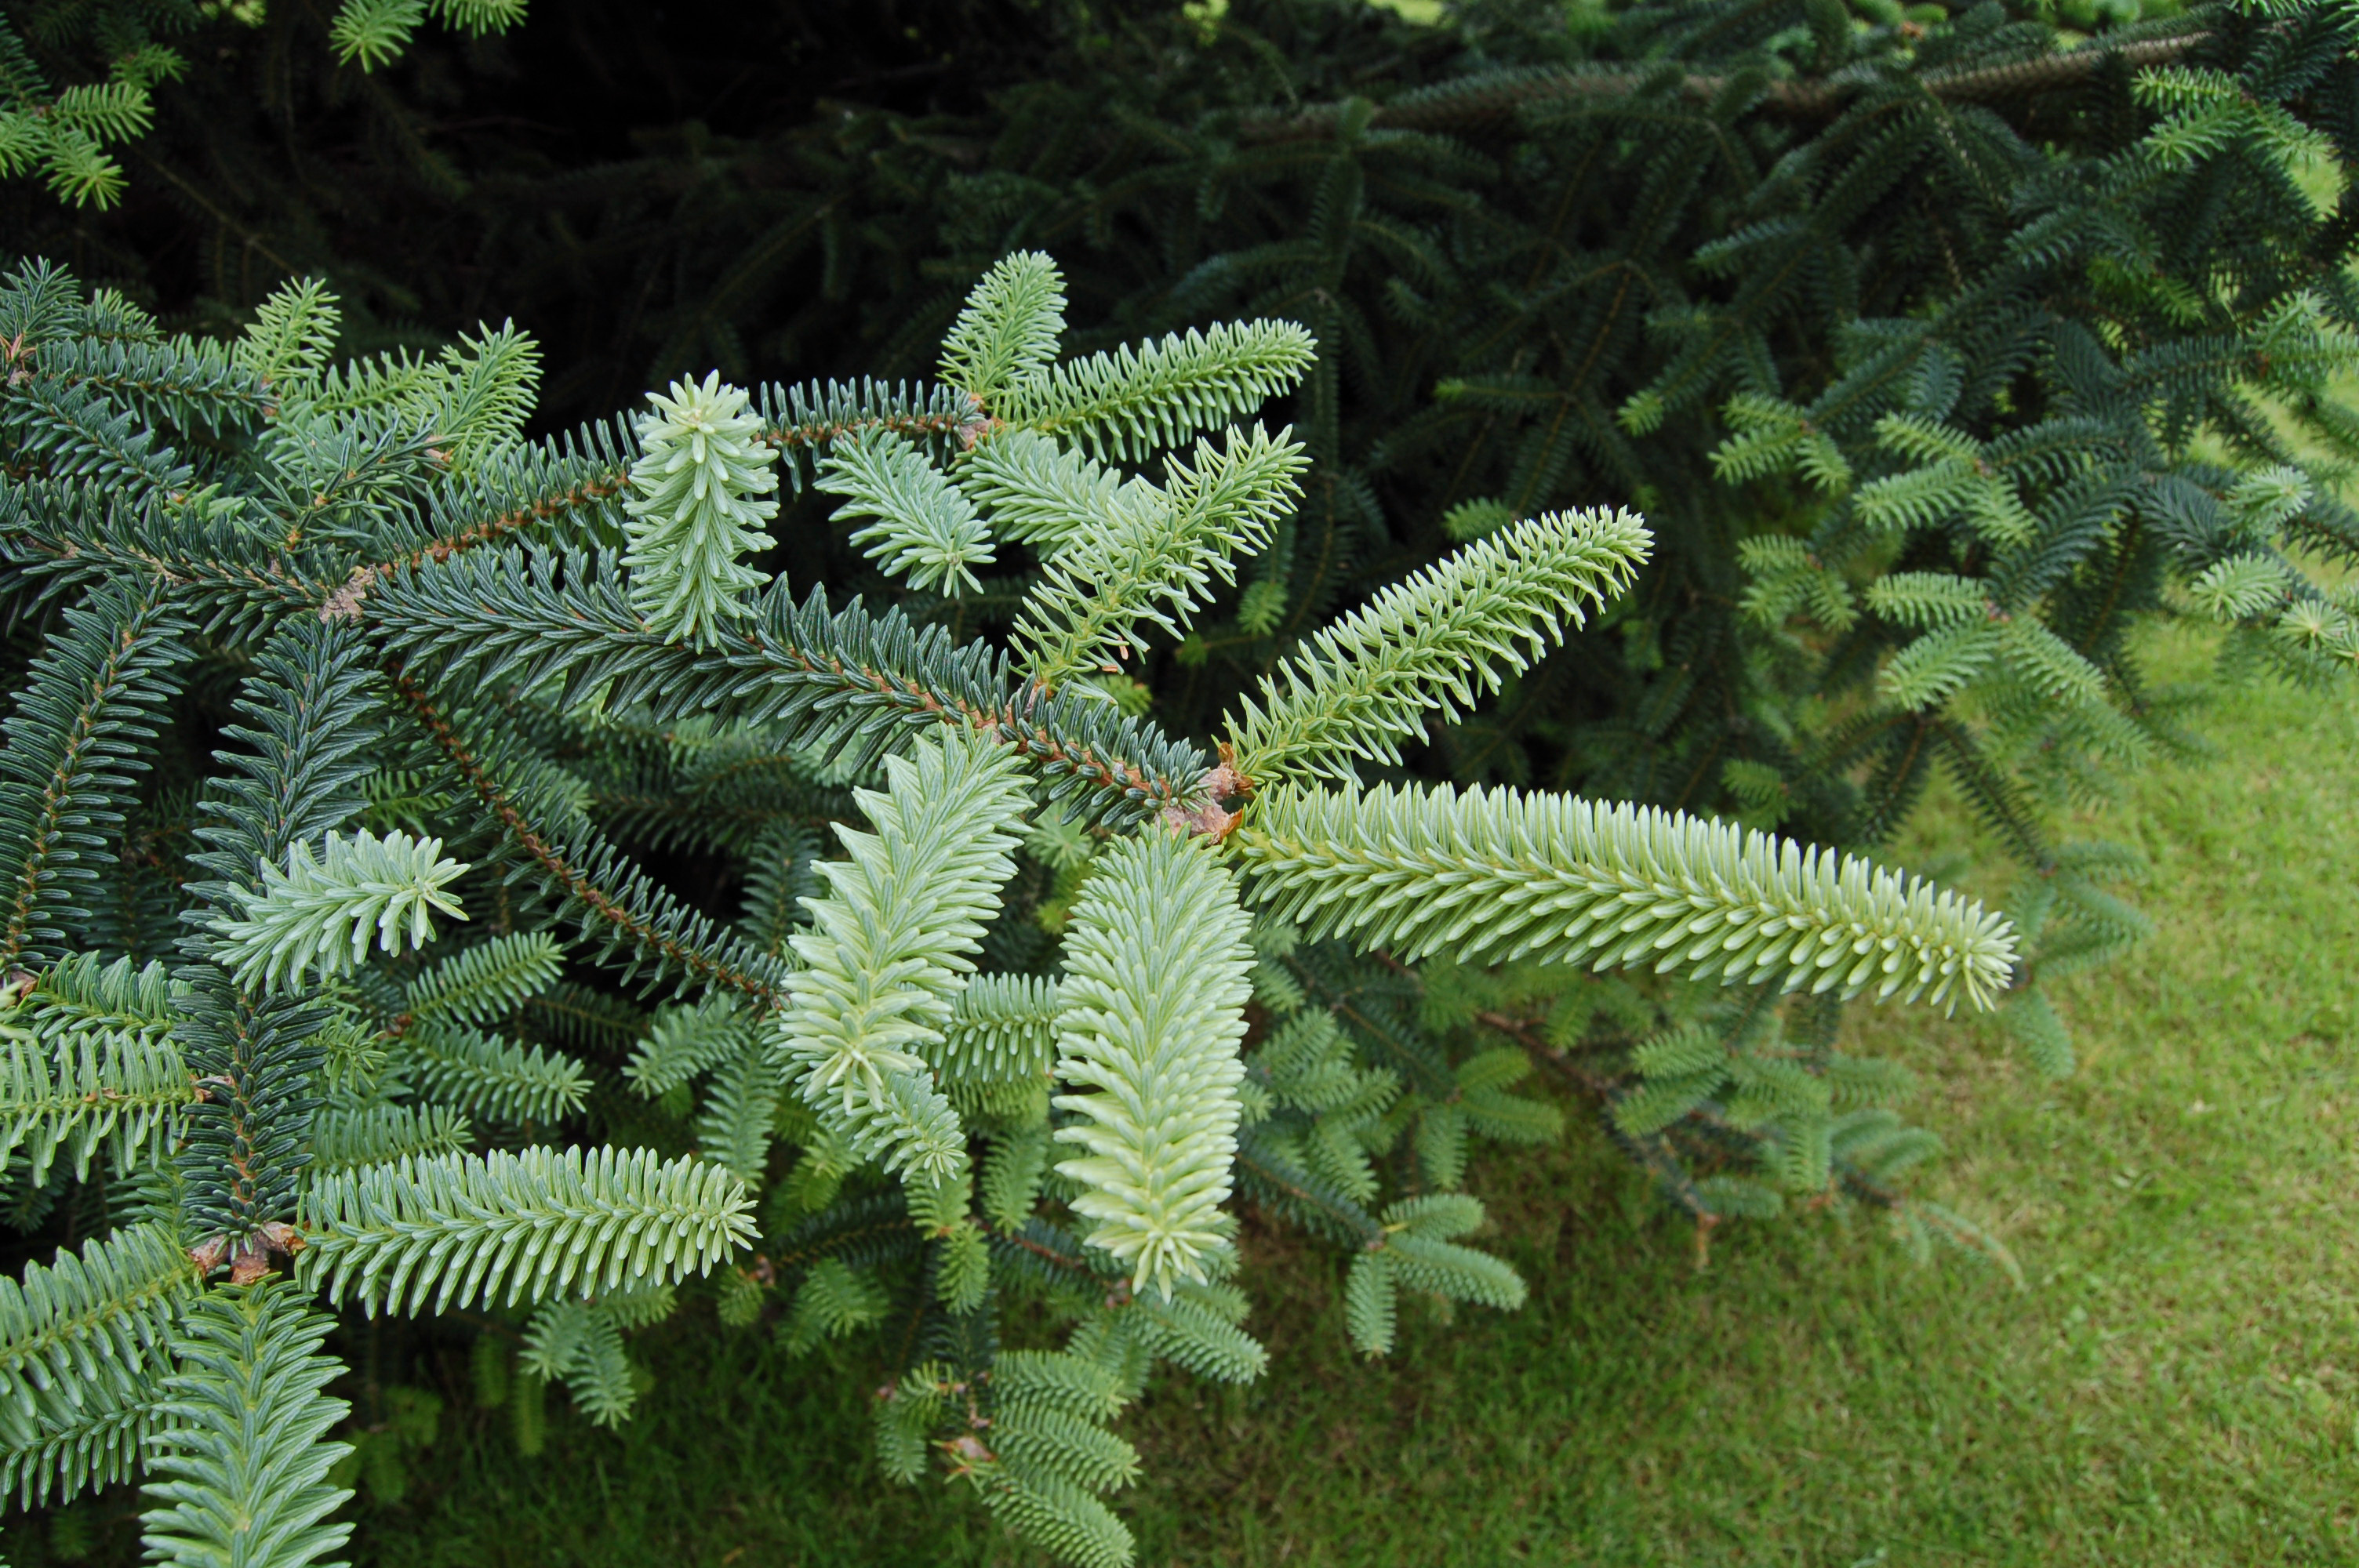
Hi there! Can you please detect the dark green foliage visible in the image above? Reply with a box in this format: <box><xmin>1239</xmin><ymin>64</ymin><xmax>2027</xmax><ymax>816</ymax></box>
<box><xmin>173</xmin><ymin>620</ymin><xmax>380</xmax><ymax>1249</ymax></box>
<box><xmin>0</xmin><ymin>580</ymin><xmax>187</xmax><ymax>970</ymax></box>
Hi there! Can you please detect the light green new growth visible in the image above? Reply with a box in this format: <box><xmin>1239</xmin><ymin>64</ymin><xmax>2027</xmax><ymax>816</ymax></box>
<box><xmin>980</xmin><ymin>1126</ymin><xmax>1050</xmax><ymax>1230</ymax></box>
<box><xmin>521</xmin><ymin>1284</ymin><xmax>672</xmax><ymax>1427</ymax></box>
<box><xmin>992</xmin><ymin>1348</ymin><xmax>1125</xmax><ymax>1421</ymax></box>
<box><xmin>1234</xmin><ymin>783</ymin><xmax>2018</xmax><ymax>1011</ymax></box>
<box><xmin>983</xmin><ymin>1473</ymin><xmax>1134</xmax><ymax>1568</ymax></box>
<box><xmin>520</xmin><ymin>1297</ymin><xmax>634</xmax><ymax>1425</ymax></box>
<box><xmin>991</xmin><ymin>1405</ymin><xmax>1139</xmax><ymax>1492</ymax></box>
<box><xmin>330</xmin><ymin>0</ymin><xmax>527</xmax><ymax>71</ymax></box>
<box><xmin>1709</xmin><ymin>394</ymin><xmax>1854</xmax><ymax>492</ymax></box>
<box><xmin>958</xmin><ymin>430</ymin><xmax>1125</xmax><ymax>551</ymax></box>
<box><xmin>1224</xmin><ymin>508</ymin><xmax>1652</xmax><ymax>786</ymax></box>
<box><xmin>929</xmin><ymin>973</ymin><xmax>1060</xmax><ymax>1086</ymax></box>
<box><xmin>207</xmin><ymin>829</ymin><xmax>468</xmax><ymax>993</ymax></box>
<box><xmin>1001</xmin><ymin>319</ymin><xmax>1319</xmax><ymax>463</ymax></box>
<box><xmin>1862</xmin><ymin>572</ymin><xmax>2108</xmax><ymax>714</ymax></box>
<box><xmin>874</xmin><ymin>1361</ymin><xmax>950</xmax><ymax>1482</ymax></box>
<box><xmin>1866</xmin><ymin>571</ymin><xmax>1991</xmax><ymax>630</ymax></box>
<box><xmin>1121</xmin><ymin>1283</ymin><xmax>1267</xmax><ymax>1383</ymax></box>
<box><xmin>773</xmin><ymin>729</ymin><xmax>1030</xmax><ymax>1185</ymax></box>
<box><xmin>623</xmin><ymin>372</ymin><xmax>780</xmax><ymax>644</ymax></box>
<box><xmin>300</xmin><ymin>1146</ymin><xmax>756</xmax><ymax>1315</ymax></box>
<box><xmin>817</xmin><ymin>426</ymin><xmax>997</xmax><ymax>597</ymax></box>
<box><xmin>980</xmin><ymin>1363</ymin><xmax>1143</xmax><ymax>1568</ymax></box>
<box><xmin>2135</xmin><ymin>63</ymin><xmax>2335</xmax><ymax>171</ymax></box>
<box><xmin>1852</xmin><ymin>415</ymin><xmax>2036</xmax><ymax>546</ymax></box>
<box><xmin>0</xmin><ymin>68</ymin><xmax>163</xmax><ymax>209</ymax></box>
<box><xmin>0</xmin><ymin>1223</ymin><xmax>194</xmax><ymax>1508</ymax></box>
<box><xmin>234</xmin><ymin>278</ymin><xmax>340</xmax><ymax>388</ymax></box>
<box><xmin>1244</xmin><ymin>1010</ymin><xmax>1399</xmax><ymax>1203</ymax></box>
<box><xmin>782</xmin><ymin>1258</ymin><xmax>890</xmax><ymax>1356</ymax></box>
<box><xmin>940</xmin><ymin>251</ymin><xmax>1066</xmax><ymax>401</ymax></box>
<box><xmin>281</xmin><ymin>322</ymin><xmax>541</xmax><ymax>471</ymax></box>
<box><xmin>138</xmin><ymin>1283</ymin><xmax>354</xmax><ymax>1568</ymax></box>
<box><xmin>1015</xmin><ymin>425</ymin><xmax>1309</xmax><ymax>688</ymax></box>
<box><xmin>0</xmin><ymin>955</ymin><xmax>191</xmax><ymax>1182</ymax></box>
<box><xmin>2189</xmin><ymin>554</ymin><xmax>2295</xmax><ymax>621</ymax></box>
<box><xmin>1053</xmin><ymin>829</ymin><xmax>1256</xmax><ymax>1301</ymax></box>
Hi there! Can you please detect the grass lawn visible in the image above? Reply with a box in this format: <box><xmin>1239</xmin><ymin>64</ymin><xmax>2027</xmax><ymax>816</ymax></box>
<box><xmin>32</xmin><ymin>628</ymin><xmax>2347</xmax><ymax>1567</ymax></box>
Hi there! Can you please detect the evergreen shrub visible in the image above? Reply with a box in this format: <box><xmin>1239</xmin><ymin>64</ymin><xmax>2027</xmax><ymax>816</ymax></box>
<box><xmin>2</xmin><ymin>0</ymin><xmax>2357</xmax><ymax>1563</ymax></box>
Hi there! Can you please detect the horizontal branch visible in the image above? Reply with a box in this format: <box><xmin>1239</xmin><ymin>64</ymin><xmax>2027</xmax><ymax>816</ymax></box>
<box><xmin>365</xmin><ymin>550</ymin><xmax>1210</xmax><ymax>826</ymax></box>
<box><xmin>1236</xmin><ymin>28</ymin><xmax>2211</xmax><ymax>142</ymax></box>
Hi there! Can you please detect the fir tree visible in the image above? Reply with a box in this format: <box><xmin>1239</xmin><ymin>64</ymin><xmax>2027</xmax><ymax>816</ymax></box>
<box><xmin>0</xmin><ymin>248</ymin><xmax>2050</xmax><ymax>1565</ymax></box>
<box><xmin>0</xmin><ymin>7</ymin><xmax>2355</xmax><ymax>1555</ymax></box>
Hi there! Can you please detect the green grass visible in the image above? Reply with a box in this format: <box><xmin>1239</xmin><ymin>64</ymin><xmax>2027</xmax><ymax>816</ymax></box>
<box><xmin>33</xmin><ymin>630</ymin><xmax>2350</xmax><ymax>1567</ymax></box>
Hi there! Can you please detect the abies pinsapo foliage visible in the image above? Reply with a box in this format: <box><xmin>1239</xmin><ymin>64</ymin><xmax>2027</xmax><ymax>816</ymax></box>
<box><xmin>0</xmin><ymin>250</ymin><xmax>2028</xmax><ymax>1566</ymax></box>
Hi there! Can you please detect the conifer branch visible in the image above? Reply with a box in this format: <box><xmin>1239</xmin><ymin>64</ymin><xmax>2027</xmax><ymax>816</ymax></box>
<box><xmin>1234</xmin><ymin>783</ymin><xmax>2019</xmax><ymax>1012</ymax></box>
<box><xmin>820</xmin><ymin>426</ymin><xmax>997</xmax><ymax>597</ymax></box>
<box><xmin>1237</xmin><ymin>27</ymin><xmax>2214</xmax><ymax>142</ymax></box>
<box><xmin>1224</xmin><ymin>507</ymin><xmax>1650</xmax><ymax>787</ymax></box>
<box><xmin>367</xmin><ymin>452</ymin><xmax>631</xmax><ymax>586</ymax></box>
<box><xmin>385</xmin><ymin>665</ymin><xmax>798</xmax><ymax>1007</ymax></box>
<box><xmin>623</xmin><ymin>995</ymin><xmax>754</xmax><ymax>1098</ymax></box>
<box><xmin>696</xmin><ymin>1040</ymin><xmax>782</xmax><ymax>1187</ymax></box>
<box><xmin>309</xmin><ymin>1102</ymin><xmax>472</xmax><ymax>1171</ymax></box>
<box><xmin>173</xmin><ymin>982</ymin><xmax>336</xmax><ymax>1248</ymax></box>
<box><xmin>300</xmin><ymin>1145</ymin><xmax>757</xmax><ymax>1314</ymax></box>
<box><xmin>774</xmin><ymin>728</ymin><xmax>1030</xmax><ymax>1184</ymax></box>
<box><xmin>176</xmin><ymin>619</ymin><xmax>382</xmax><ymax>1248</ymax></box>
<box><xmin>369</xmin><ymin>552</ymin><xmax>1212</xmax><ymax>826</ymax></box>
<box><xmin>1230</xmin><ymin>1128</ymin><xmax>1381</xmax><ymax>1249</ymax></box>
<box><xmin>205</xmin><ymin>828</ymin><xmax>469</xmax><ymax>993</ymax></box>
<box><xmin>35</xmin><ymin>335</ymin><xmax>267</xmax><ymax>435</ymax></box>
<box><xmin>957</xmin><ymin>430</ymin><xmax>1125</xmax><ymax>552</ymax></box>
<box><xmin>931</xmin><ymin>973</ymin><xmax>1060</xmax><ymax>1087</ymax></box>
<box><xmin>0</xmin><ymin>482</ymin><xmax>347</xmax><ymax>634</ymax></box>
<box><xmin>1001</xmin><ymin>320</ymin><xmax>1317</xmax><ymax>463</ymax></box>
<box><xmin>181</xmin><ymin>619</ymin><xmax>380</xmax><ymax>902</ymax></box>
<box><xmin>398</xmin><ymin>1022</ymin><xmax>592</xmax><ymax>1125</ymax></box>
<box><xmin>1054</xmin><ymin>829</ymin><xmax>1256</xmax><ymax>1300</ymax></box>
<box><xmin>138</xmin><ymin>1282</ymin><xmax>354</xmax><ymax>1568</ymax></box>
<box><xmin>1015</xmin><ymin>425</ymin><xmax>1308</xmax><ymax>688</ymax></box>
<box><xmin>0</xmin><ymin>578</ymin><xmax>188</xmax><ymax>968</ymax></box>
<box><xmin>522</xmin><ymin>1293</ymin><xmax>648</xmax><ymax>1426</ymax></box>
<box><xmin>400</xmin><ymin>930</ymin><xmax>565</xmax><ymax>1029</ymax></box>
<box><xmin>754</xmin><ymin>377</ymin><xmax>987</xmax><ymax>486</ymax></box>
<box><xmin>940</xmin><ymin>252</ymin><xmax>1067</xmax><ymax>401</ymax></box>
<box><xmin>0</xmin><ymin>1223</ymin><xmax>194</xmax><ymax>1508</ymax></box>
<box><xmin>0</xmin><ymin>954</ymin><xmax>191</xmax><ymax>1182</ymax></box>
<box><xmin>623</xmin><ymin>373</ymin><xmax>780</xmax><ymax>643</ymax></box>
